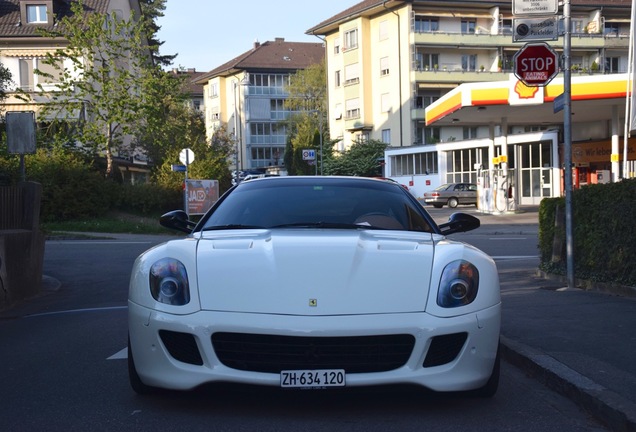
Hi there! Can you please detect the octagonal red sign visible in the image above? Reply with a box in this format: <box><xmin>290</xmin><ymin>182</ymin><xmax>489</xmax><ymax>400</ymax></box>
<box><xmin>513</xmin><ymin>42</ymin><xmax>559</xmax><ymax>87</ymax></box>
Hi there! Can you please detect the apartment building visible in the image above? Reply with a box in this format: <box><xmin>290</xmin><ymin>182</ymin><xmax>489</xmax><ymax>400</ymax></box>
<box><xmin>195</xmin><ymin>38</ymin><xmax>324</xmax><ymax>174</ymax></box>
<box><xmin>0</xmin><ymin>0</ymin><xmax>148</xmax><ymax>182</ymax></box>
<box><xmin>308</xmin><ymin>0</ymin><xmax>633</xmax><ymax>208</ymax></box>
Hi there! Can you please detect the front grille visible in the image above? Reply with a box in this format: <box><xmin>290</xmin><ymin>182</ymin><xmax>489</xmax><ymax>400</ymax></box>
<box><xmin>211</xmin><ymin>332</ymin><xmax>415</xmax><ymax>373</ymax></box>
<box><xmin>423</xmin><ymin>332</ymin><xmax>468</xmax><ymax>367</ymax></box>
<box><xmin>159</xmin><ymin>330</ymin><xmax>204</xmax><ymax>366</ymax></box>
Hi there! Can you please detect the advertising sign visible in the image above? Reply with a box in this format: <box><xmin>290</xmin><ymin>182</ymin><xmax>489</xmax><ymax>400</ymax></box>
<box><xmin>186</xmin><ymin>179</ymin><xmax>219</xmax><ymax>215</ymax></box>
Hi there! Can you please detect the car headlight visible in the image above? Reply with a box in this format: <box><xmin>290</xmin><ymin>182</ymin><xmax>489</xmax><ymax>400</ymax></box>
<box><xmin>149</xmin><ymin>258</ymin><xmax>190</xmax><ymax>305</ymax></box>
<box><xmin>437</xmin><ymin>260</ymin><xmax>479</xmax><ymax>308</ymax></box>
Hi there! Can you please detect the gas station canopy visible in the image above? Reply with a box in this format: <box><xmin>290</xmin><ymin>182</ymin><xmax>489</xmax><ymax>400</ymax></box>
<box><xmin>425</xmin><ymin>73</ymin><xmax>630</xmax><ymax>128</ymax></box>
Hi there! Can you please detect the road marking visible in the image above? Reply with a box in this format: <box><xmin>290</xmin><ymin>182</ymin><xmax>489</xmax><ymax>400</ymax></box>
<box><xmin>108</xmin><ymin>348</ymin><xmax>128</xmax><ymax>360</ymax></box>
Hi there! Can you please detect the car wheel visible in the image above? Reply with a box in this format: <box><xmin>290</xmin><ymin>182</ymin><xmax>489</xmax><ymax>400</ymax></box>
<box><xmin>433</xmin><ymin>204</ymin><xmax>443</xmax><ymax>208</ymax></box>
<box><xmin>448</xmin><ymin>197</ymin><xmax>459</xmax><ymax>208</ymax></box>
<box><xmin>128</xmin><ymin>336</ymin><xmax>155</xmax><ymax>395</ymax></box>
<box><xmin>469</xmin><ymin>344</ymin><xmax>500</xmax><ymax>398</ymax></box>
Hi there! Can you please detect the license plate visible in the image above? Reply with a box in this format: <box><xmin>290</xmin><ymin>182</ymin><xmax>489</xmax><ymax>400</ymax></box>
<box><xmin>280</xmin><ymin>369</ymin><xmax>346</xmax><ymax>388</ymax></box>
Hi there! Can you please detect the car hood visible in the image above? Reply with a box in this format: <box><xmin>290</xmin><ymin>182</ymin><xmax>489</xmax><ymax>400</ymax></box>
<box><xmin>195</xmin><ymin>229</ymin><xmax>435</xmax><ymax>315</ymax></box>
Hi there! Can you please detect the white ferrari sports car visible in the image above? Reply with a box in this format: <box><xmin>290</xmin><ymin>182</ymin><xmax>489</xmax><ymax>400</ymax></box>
<box><xmin>128</xmin><ymin>176</ymin><xmax>501</xmax><ymax>396</ymax></box>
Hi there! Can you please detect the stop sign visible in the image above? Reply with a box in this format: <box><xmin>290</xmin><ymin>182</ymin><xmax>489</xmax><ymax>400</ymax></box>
<box><xmin>513</xmin><ymin>42</ymin><xmax>559</xmax><ymax>87</ymax></box>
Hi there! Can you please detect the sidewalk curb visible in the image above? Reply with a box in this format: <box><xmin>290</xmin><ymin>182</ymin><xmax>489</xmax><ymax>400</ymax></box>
<box><xmin>501</xmin><ymin>335</ymin><xmax>636</xmax><ymax>432</ymax></box>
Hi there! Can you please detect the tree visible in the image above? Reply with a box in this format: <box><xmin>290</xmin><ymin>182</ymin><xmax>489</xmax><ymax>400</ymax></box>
<box><xmin>323</xmin><ymin>139</ymin><xmax>388</xmax><ymax>177</ymax></box>
<box><xmin>32</xmin><ymin>1</ymin><xmax>153</xmax><ymax>178</ymax></box>
<box><xmin>283</xmin><ymin>61</ymin><xmax>330</xmax><ymax>175</ymax></box>
<box><xmin>139</xmin><ymin>0</ymin><xmax>177</xmax><ymax>67</ymax></box>
<box><xmin>133</xmin><ymin>69</ymin><xmax>194</xmax><ymax>166</ymax></box>
<box><xmin>0</xmin><ymin>64</ymin><xmax>12</xmax><ymax>104</ymax></box>
<box><xmin>153</xmin><ymin>124</ymin><xmax>234</xmax><ymax>194</ymax></box>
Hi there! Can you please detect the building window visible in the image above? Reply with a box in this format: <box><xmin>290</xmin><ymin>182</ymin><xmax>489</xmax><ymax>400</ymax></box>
<box><xmin>379</xmin><ymin>20</ymin><xmax>389</xmax><ymax>41</ymax></box>
<box><xmin>414</xmin><ymin>17</ymin><xmax>439</xmax><ymax>33</ymax></box>
<box><xmin>461</xmin><ymin>20</ymin><xmax>476</xmax><ymax>34</ymax></box>
<box><xmin>345</xmin><ymin>98</ymin><xmax>360</xmax><ymax>119</ymax></box>
<box><xmin>334</xmin><ymin>38</ymin><xmax>340</xmax><ymax>55</ymax></box>
<box><xmin>415</xmin><ymin>52</ymin><xmax>439</xmax><ymax>71</ymax></box>
<box><xmin>606</xmin><ymin>57</ymin><xmax>620</xmax><ymax>73</ymax></box>
<box><xmin>604</xmin><ymin>22</ymin><xmax>620</xmax><ymax>36</ymax></box>
<box><xmin>335</xmin><ymin>70</ymin><xmax>341</xmax><ymax>87</ymax></box>
<box><xmin>380</xmin><ymin>57</ymin><xmax>389</xmax><ymax>76</ymax></box>
<box><xmin>249</xmin><ymin>73</ymin><xmax>290</xmax><ymax>96</ymax></box>
<box><xmin>391</xmin><ymin>154</ymin><xmax>412</xmax><ymax>176</ymax></box>
<box><xmin>19</xmin><ymin>59</ymin><xmax>33</xmax><ymax>91</ymax></box>
<box><xmin>382</xmin><ymin>129</ymin><xmax>391</xmax><ymax>144</ymax></box>
<box><xmin>424</xmin><ymin>127</ymin><xmax>440</xmax><ymax>144</ymax></box>
<box><xmin>344</xmin><ymin>63</ymin><xmax>359</xmax><ymax>85</ymax></box>
<box><xmin>209</xmin><ymin>83</ymin><xmax>218</xmax><ymax>98</ymax></box>
<box><xmin>381</xmin><ymin>93</ymin><xmax>391</xmax><ymax>113</ymax></box>
<box><xmin>415</xmin><ymin>152</ymin><xmax>438</xmax><ymax>175</ymax></box>
<box><xmin>334</xmin><ymin>103</ymin><xmax>343</xmax><ymax>120</ymax></box>
<box><xmin>26</xmin><ymin>5</ymin><xmax>47</xmax><ymax>23</ymax></box>
<box><xmin>249</xmin><ymin>122</ymin><xmax>287</xmax><ymax>145</ymax></box>
<box><xmin>461</xmin><ymin>55</ymin><xmax>477</xmax><ymax>71</ymax></box>
<box><xmin>251</xmin><ymin>146</ymin><xmax>284</xmax><ymax>168</ymax></box>
<box><xmin>270</xmin><ymin>99</ymin><xmax>289</xmax><ymax>120</ymax></box>
<box><xmin>344</xmin><ymin>28</ymin><xmax>358</xmax><ymax>51</ymax></box>
<box><xmin>463</xmin><ymin>127</ymin><xmax>479</xmax><ymax>140</ymax></box>
<box><xmin>445</xmin><ymin>147</ymin><xmax>487</xmax><ymax>183</ymax></box>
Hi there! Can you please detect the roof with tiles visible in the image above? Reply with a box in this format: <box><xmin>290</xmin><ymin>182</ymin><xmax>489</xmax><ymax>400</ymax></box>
<box><xmin>307</xmin><ymin>0</ymin><xmax>633</xmax><ymax>34</ymax></box>
<box><xmin>196</xmin><ymin>38</ymin><xmax>325</xmax><ymax>82</ymax></box>
<box><xmin>0</xmin><ymin>0</ymin><xmax>116</xmax><ymax>38</ymax></box>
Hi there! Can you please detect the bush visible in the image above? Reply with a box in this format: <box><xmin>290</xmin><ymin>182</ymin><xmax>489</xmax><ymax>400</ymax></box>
<box><xmin>25</xmin><ymin>149</ymin><xmax>115</xmax><ymax>222</ymax></box>
<box><xmin>539</xmin><ymin>179</ymin><xmax>636</xmax><ymax>286</ymax></box>
<box><xmin>116</xmin><ymin>182</ymin><xmax>182</xmax><ymax>215</ymax></box>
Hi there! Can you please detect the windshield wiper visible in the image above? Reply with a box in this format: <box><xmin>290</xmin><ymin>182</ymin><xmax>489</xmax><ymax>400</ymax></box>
<box><xmin>202</xmin><ymin>224</ymin><xmax>266</xmax><ymax>231</ymax></box>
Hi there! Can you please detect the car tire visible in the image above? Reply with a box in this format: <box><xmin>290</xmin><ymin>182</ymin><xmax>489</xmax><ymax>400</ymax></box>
<box><xmin>128</xmin><ymin>336</ymin><xmax>156</xmax><ymax>395</ymax></box>
<box><xmin>469</xmin><ymin>344</ymin><xmax>500</xmax><ymax>398</ymax></box>
<box><xmin>448</xmin><ymin>197</ymin><xmax>459</xmax><ymax>208</ymax></box>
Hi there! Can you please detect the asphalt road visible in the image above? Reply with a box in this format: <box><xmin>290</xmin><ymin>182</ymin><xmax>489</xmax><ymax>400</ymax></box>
<box><xmin>0</xmin><ymin>222</ymin><xmax>609</xmax><ymax>431</ymax></box>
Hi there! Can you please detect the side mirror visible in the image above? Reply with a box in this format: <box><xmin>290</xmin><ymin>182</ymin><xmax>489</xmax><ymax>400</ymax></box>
<box><xmin>438</xmin><ymin>212</ymin><xmax>480</xmax><ymax>235</ymax></box>
<box><xmin>159</xmin><ymin>210</ymin><xmax>196</xmax><ymax>234</ymax></box>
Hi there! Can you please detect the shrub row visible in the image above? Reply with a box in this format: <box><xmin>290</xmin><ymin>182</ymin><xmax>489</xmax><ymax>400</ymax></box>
<box><xmin>539</xmin><ymin>178</ymin><xmax>636</xmax><ymax>286</ymax></box>
<box><xmin>0</xmin><ymin>150</ymin><xmax>182</xmax><ymax>222</ymax></box>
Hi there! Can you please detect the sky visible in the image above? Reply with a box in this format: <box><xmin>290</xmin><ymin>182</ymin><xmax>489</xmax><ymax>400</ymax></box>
<box><xmin>156</xmin><ymin>0</ymin><xmax>353</xmax><ymax>72</ymax></box>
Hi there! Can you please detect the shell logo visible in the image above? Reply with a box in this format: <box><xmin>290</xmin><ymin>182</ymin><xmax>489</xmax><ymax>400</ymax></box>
<box><xmin>514</xmin><ymin>80</ymin><xmax>539</xmax><ymax>99</ymax></box>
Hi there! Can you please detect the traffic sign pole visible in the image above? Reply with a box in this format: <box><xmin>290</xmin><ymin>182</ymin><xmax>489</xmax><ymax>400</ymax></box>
<box><xmin>563</xmin><ymin>0</ymin><xmax>575</xmax><ymax>289</ymax></box>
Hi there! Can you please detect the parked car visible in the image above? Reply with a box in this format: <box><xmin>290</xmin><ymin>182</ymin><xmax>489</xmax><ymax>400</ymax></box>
<box><xmin>423</xmin><ymin>183</ymin><xmax>478</xmax><ymax>208</ymax></box>
<box><xmin>128</xmin><ymin>176</ymin><xmax>500</xmax><ymax>397</ymax></box>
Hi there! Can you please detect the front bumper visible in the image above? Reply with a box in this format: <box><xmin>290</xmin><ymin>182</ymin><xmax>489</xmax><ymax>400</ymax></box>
<box><xmin>128</xmin><ymin>301</ymin><xmax>500</xmax><ymax>392</ymax></box>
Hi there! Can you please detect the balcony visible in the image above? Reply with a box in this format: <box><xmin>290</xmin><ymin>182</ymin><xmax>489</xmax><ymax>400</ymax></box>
<box><xmin>414</xmin><ymin>68</ymin><xmax>509</xmax><ymax>85</ymax></box>
<box><xmin>414</xmin><ymin>31</ymin><xmax>628</xmax><ymax>50</ymax></box>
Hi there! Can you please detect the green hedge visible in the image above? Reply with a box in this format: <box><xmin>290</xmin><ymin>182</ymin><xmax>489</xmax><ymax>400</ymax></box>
<box><xmin>539</xmin><ymin>178</ymin><xmax>636</xmax><ymax>286</ymax></box>
<box><xmin>116</xmin><ymin>182</ymin><xmax>182</xmax><ymax>215</ymax></box>
<box><xmin>1</xmin><ymin>149</ymin><xmax>183</xmax><ymax>222</ymax></box>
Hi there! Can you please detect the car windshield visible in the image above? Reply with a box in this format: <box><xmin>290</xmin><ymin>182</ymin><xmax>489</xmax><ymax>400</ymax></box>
<box><xmin>199</xmin><ymin>177</ymin><xmax>436</xmax><ymax>233</ymax></box>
